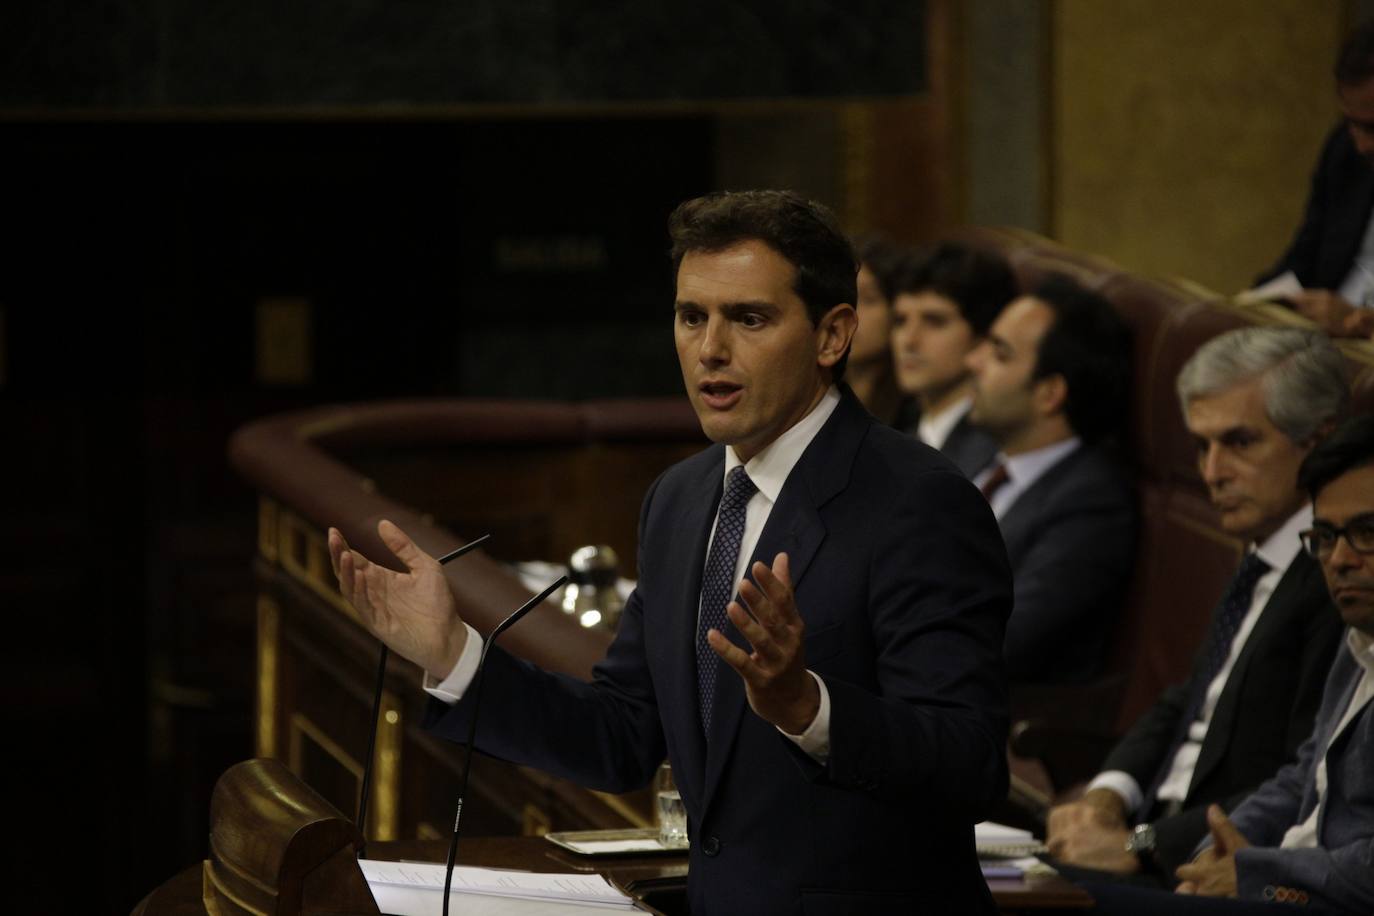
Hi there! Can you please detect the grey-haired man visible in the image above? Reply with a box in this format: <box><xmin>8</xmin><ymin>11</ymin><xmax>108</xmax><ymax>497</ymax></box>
<box><xmin>1047</xmin><ymin>327</ymin><xmax>1347</xmax><ymax>884</ymax></box>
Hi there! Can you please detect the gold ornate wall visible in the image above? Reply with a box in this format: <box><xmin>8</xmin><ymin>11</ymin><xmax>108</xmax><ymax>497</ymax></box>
<box><xmin>1051</xmin><ymin>0</ymin><xmax>1349</xmax><ymax>292</ymax></box>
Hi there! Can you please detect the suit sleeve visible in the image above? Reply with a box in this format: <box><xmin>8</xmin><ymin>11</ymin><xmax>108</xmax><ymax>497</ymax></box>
<box><xmin>1101</xmin><ymin>680</ymin><xmax>1192</xmax><ymax>790</ymax></box>
<box><xmin>1002</xmin><ymin>485</ymin><xmax>1136</xmax><ymax>681</ymax></box>
<box><xmin>1255</xmin><ymin>125</ymin><xmax>1342</xmax><ymax>287</ymax></box>
<box><xmin>1229</xmin><ymin>733</ymin><xmax>1374</xmax><ymax>913</ymax></box>
<box><xmin>1236</xmin><ymin>842</ymin><xmax>1374</xmax><ymax>914</ymax></box>
<box><xmin>822</xmin><ymin>466</ymin><xmax>1012</xmax><ymax>820</ymax></box>
<box><xmin>422</xmin><ymin>476</ymin><xmax>669</xmax><ymax>794</ymax></box>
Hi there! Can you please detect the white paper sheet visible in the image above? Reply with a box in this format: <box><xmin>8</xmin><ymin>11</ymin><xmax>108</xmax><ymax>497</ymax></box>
<box><xmin>552</xmin><ymin>838</ymin><xmax>664</xmax><ymax>855</ymax></box>
<box><xmin>361</xmin><ymin>859</ymin><xmax>636</xmax><ymax>912</ymax></box>
<box><xmin>974</xmin><ymin>821</ymin><xmax>1047</xmax><ymax>857</ymax></box>
<box><xmin>1237</xmin><ymin>270</ymin><xmax>1303</xmax><ymax>304</ymax></box>
<box><xmin>368</xmin><ymin>882</ymin><xmax>640</xmax><ymax>916</ymax></box>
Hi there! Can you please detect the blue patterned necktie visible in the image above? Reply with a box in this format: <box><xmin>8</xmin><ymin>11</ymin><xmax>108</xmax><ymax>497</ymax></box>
<box><xmin>1191</xmin><ymin>552</ymin><xmax>1271</xmax><ymax>701</ymax></box>
<box><xmin>696</xmin><ymin>466</ymin><xmax>757</xmax><ymax>736</ymax></box>
<box><xmin>1141</xmin><ymin>551</ymin><xmax>1270</xmax><ymax>815</ymax></box>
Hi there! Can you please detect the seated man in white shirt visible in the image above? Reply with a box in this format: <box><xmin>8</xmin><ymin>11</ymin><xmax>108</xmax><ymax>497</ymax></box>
<box><xmin>1046</xmin><ymin>327</ymin><xmax>1348</xmax><ymax>886</ymax></box>
<box><xmin>963</xmin><ymin>273</ymin><xmax>1136</xmax><ymax>683</ymax></box>
<box><xmin>1254</xmin><ymin>21</ymin><xmax>1374</xmax><ymax>341</ymax></box>
<box><xmin>1083</xmin><ymin>413</ymin><xmax>1374</xmax><ymax>915</ymax></box>
<box><xmin>888</xmin><ymin>241</ymin><xmax>1017</xmax><ymax>477</ymax></box>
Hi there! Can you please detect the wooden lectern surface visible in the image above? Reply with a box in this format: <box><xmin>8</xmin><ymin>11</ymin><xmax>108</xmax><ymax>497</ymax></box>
<box><xmin>134</xmin><ymin>837</ymin><xmax>1091</xmax><ymax>914</ymax></box>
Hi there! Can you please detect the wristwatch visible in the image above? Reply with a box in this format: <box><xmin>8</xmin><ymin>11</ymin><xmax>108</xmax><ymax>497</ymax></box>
<box><xmin>1124</xmin><ymin>822</ymin><xmax>1157</xmax><ymax>861</ymax></box>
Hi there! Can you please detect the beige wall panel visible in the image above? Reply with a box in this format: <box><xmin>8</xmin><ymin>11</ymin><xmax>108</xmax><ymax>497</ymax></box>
<box><xmin>1052</xmin><ymin>0</ymin><xmax>1345</xmax><ymax>292</ymax></box>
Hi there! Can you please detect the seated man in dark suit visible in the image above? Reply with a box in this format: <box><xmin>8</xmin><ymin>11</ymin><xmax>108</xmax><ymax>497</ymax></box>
<box><xmin>888</xmin><ymin>241</ymin><xmax>1017</xmax><ymax>477</ymax></box>
<box><xmin>1084</xmin><ymin>415</ymin><xmax>1374</xmax><ymax>915</ymax></box>
<box><xmin>963</xmin><ymin>273</ymin><xmax>1136</xmax><ymax>683</ymax></box>
<box><xmin>1047</xmin><ymin>327</ymin><xmax>1348</xmax><ymax>886</ymax></box>
<box><xmin>328</xmin><ymin>190</ymin><xmax>1013</xmax><ymax>915</ymax></box>
<box><xmin>1256</xmin><ymin>21</ymin><xmax>1374</xmax><ymax>339</ymax></box>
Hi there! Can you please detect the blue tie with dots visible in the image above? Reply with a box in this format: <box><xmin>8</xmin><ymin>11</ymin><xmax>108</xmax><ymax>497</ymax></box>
<box><xmin>1192</xmin><ymin>552</ymin><xmax>1270</xmax><ymax>700</ymax></box>
<box><xmin>697</xmin><ymin>466</ymin><xmax>757</xmax><ymax>736</ymax></box>
<box><xmin>1140</xmin><ymin>551</ymin><xmax>1270</xmax><ymax>815</ymax></box>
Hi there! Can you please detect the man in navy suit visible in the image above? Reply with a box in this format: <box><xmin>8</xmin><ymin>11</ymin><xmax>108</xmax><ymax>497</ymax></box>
<box><xmin>1078</xmin><ymin>417</ymin><xmax>1374</xmax><ymax>915</ymax></box>
<box><xmin>1257</xmin><ymin>21</ymin><xmax>1374</xmax><ymax>339</ymax></box>
<box><xmin>1047</xmin><ymin>328</ymin><xmax>1347</xmax><ymax>887</ymax></box>
<box><xmin>963</xmin><ymin>274</ymin><xmax>1136</xmax><ymax>684</ymax></box>
<box><xmin>328</xmin><ymin>190</ymin><xmax>1013</xmax><ymax>915</ymax></box>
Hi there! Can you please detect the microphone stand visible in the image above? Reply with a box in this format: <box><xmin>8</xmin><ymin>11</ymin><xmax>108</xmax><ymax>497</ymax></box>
<box><xmin>356</xmin><ymin>533</ymin><xmax>492</xmax><ymax>858</ymax></box>
<box><xmin>441</xmin><ymin>575</ymin><xmax>568</xmax><ymax>916</ymax></box>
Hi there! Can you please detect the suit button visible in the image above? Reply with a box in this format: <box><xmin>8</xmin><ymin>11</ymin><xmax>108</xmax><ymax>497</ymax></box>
<box><xmin>701</xmin><ymin>836</ymin><xmax>720</xmax><ymax>856</ymax></box>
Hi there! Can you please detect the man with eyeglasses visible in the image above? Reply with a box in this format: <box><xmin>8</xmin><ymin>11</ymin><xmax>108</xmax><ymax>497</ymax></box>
<box><xmin>1086</xmin><ymin>415</ymin><xmax>1374</xmax><ymax>914</ymax></box>
<box><xmin>1048</xmin><ymin>328</ymin><xmax>1346</xmax><ymax>884</ymax></box>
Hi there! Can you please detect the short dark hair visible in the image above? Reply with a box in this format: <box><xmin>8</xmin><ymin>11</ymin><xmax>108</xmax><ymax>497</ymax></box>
<box><xmin>1028</xmin><ymin>273</ymin><xmax>1133</xmax><ymax>443</ymax></box>
<box><xmin>1298</xmin><ymin>415</ymin><xmax>1374</xmax><ymax>499</ymax></box>
<box><xmin>854</xmin><ymin>233</ymin><xmax>910</xmax><ymax>302</ymax></box>
<box><xmin>668</xmin><ymin>190</ymin><xmax>858</xmax><ymax>379</ymax></box>
<box><xmin>1336</xmin><ymin>19</ymin><xmax>1374</xmax><ymax>86</ymax></box>
<box><xmin>892</xmin><ymin>242</ymin><xmax>1018</xmax><ymax>337</ymax></box>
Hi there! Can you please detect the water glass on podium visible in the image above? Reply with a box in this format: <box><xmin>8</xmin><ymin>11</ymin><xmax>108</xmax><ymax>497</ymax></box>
<box><xmin>655</xmin><ymin>762</ymin><xmax>688</xmax><ymax>849</ymax></box>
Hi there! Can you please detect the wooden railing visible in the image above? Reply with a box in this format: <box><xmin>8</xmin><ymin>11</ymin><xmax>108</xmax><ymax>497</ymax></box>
<box><xmin>229</xmin><ymin>397</ymin><xmax>705</xmax><ymax>841</ymax></box>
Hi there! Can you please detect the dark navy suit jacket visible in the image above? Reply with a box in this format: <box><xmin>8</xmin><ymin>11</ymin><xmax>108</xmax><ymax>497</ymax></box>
<box><xmin>1102</xmin><ymin>552</ymin><xmax>1342</xmax><ymax>876</ymax></box>
<box><xmin>427</xmin><ymin>391</ymin><xmax>1013</xmax><ymax>915</ymax></box>
<box><xmin>996</xmin><ymin>445</ymin><xmax>1137</xmax><ymax>684</ymax></box>
<box><xmin>1258</xmin><ymin>124</ymin><xmax>1374</xmax><ymax>291</ymax></box>
<box><xmin>941</xmin><ymin>414</ymin><xmax>999</xmax><ymax>480</ymax></box>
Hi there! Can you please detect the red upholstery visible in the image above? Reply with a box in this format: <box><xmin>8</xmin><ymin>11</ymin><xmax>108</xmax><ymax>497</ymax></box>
<box><xmin>946</xmin><ymin>228</ymin><xmax>1374</xmax><ymax>792</ymax></box>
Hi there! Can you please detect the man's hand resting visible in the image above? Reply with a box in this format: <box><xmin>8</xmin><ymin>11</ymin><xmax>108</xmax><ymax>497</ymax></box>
<box><xmin>706</xmin><ymin>553</ymin><xmax>821</xmax><ymax>735</ymax></box>
<box><xmin>1046</xmin><ymin>788</ymin><xmax>1140</xmax><ymax>874</ymax></box>
<box><xmin>328</xmin><ymin>520</ymin><xmax>468</xmax><ymax>679</ymax></box>
<box><xmin>1175</xmin><ymin>805</ymin><xmax>1248</xmax><ymax>897</ymax></box>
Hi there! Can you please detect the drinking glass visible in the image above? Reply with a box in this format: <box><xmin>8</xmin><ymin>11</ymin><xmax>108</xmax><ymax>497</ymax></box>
<box><xmin>655</xmin><ymin>762</ymin><xmax>687</xmax><ymax>849</ymax></box>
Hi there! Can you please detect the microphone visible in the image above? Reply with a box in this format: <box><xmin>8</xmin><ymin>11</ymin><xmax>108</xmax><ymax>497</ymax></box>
<box><xmin>356</xmin><ymin>533</ymin><xmax>492</xmax><ymax>858</ymax></box>
<box><xmin>441</xmin><ymin>575</ymin><xmax>568</xmax><ymax>916</ymax></box>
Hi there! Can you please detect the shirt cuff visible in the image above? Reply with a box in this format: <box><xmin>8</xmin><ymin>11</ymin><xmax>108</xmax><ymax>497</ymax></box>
<box><xmin>1086</xmin><ymin>771</ymin><xmax>1144</xmax><ymax>818</ymax></box>
<box><xmin>421</xmin><ymin>622</ymin><xmax>484</xmax><ymax>705</ymax></box>
<box><xmin>778</xmin><ymin>670</ymin><xmax>830</xmax><ymax>762</ymax></box>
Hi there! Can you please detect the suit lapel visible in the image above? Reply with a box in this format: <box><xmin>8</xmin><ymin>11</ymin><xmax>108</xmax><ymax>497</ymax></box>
<box><xmin>699</xmin><ymin>392</ymin><xmax>866</xmax><ymax>815</ymax></box>
<box><xmin>667</xmin><ymin>450</ymin><xmax>723</xmax><ymax>808</ymax></box>
<box><xmin>996</xmin><ymin>446</ymin><xmax>1084</xmax><ymax>553</ymax></box>
<box><xmin>943</xmin><ymin>415</ymin><xmax>997</xmax><ymax>479</ymax></box>
<box><xmin>1188</xmin><ymin>553</ymin><xmax>1317</xmax><ymax>795</ymax></box>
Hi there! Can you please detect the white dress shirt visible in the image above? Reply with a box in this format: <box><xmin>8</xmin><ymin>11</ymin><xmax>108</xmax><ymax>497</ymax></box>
<box><xmin>427</xmin><ymin>386</ymin><xmax>842</xmax><ymax>761</ymax></box>
<box><xmin>916</xmin><ymin>395</ymin><xmax>973</xmax><ymax>451</ymax></box>
<box><xmin>1089</xmin><ymin>505</ymin><xmax>1313</xmax><ymax>816</ymax></box>
<box><xmin>1337</xmin><ymin>209</ymin><xmax>1374</xmax><ymax>309</ymax></box>
<box><xmin>1279</xmin><ymin>627</ymin><xmax>1374</xmax><ymax>849</ymax></box>
<box><xmin>972</xmin><ymin>437</ymin><xmax>1082</xmax><ymax>521</ymax></box>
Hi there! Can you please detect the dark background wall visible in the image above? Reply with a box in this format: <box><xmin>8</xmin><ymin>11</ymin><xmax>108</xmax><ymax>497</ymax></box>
<box><xmin>0</xmin><ymin>0</ymin><xmax>925</xmax><ymax>107</ymax></box>
<box><xmin>0</xmin><ymin>3</ymin><xmax>930</xmax><ymax>912</ymax></box>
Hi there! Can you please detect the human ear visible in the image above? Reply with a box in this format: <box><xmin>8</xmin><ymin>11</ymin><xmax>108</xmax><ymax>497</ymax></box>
<box><xmin>816</xmin><ymin>304</ymin><xmax>858</xmax><ymax>368</ymax></box>
<box><xmin>1035</xmin><ymin>373</ymin><xmax>1068</xmax><ymax>416</ymax></box>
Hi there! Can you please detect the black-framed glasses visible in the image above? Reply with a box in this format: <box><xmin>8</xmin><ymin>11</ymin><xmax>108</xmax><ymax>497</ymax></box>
<box><xmin>1299</xmin><ymin>514</ymin><xmax>1374</xmax><ymax>559</ymax></box>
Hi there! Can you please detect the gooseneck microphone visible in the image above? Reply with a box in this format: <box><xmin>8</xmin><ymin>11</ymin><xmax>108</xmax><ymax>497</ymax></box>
<box><xmin>442</xmin><ymin>575</ymin><xmax>568</xmax><ymax>916</ymax></box>
<box><xmin>356</xmin><ymin>533</ymin><xmax>492</xmax><ymax>858</ymax></box>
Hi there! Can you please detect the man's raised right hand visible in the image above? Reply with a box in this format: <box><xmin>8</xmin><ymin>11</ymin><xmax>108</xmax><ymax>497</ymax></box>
<box><xmin>328</xmin><ymin>520</ymin><xmax>469</xmax><ymax>679</ymax></box>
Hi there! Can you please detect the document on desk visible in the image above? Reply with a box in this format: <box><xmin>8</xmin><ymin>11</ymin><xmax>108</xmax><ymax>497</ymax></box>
<box><xmin>360</xmin><ymin>859</ymin><xmax>637</xmax><ymax>915</ymax></box>
<box><xmin>1236</xmin><ymin>270</ymin><xmax>1302</xmax><ymax>305</ymax></box>
<box><xmin>974</xmin><ymin>821</ymin><xmax>1047</xmax><ymax>857</ymax></box>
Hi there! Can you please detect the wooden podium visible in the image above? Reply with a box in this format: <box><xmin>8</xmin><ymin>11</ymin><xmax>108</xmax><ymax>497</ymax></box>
<box><xmin>200</xmin><ymin>758</ymin><xmax>379</xmax><ymax>916</ymax></box>
<box><xmin>134</xmin><ymin>765</ymin><xmax>1089</xmax><ymax>915</ymax></box>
